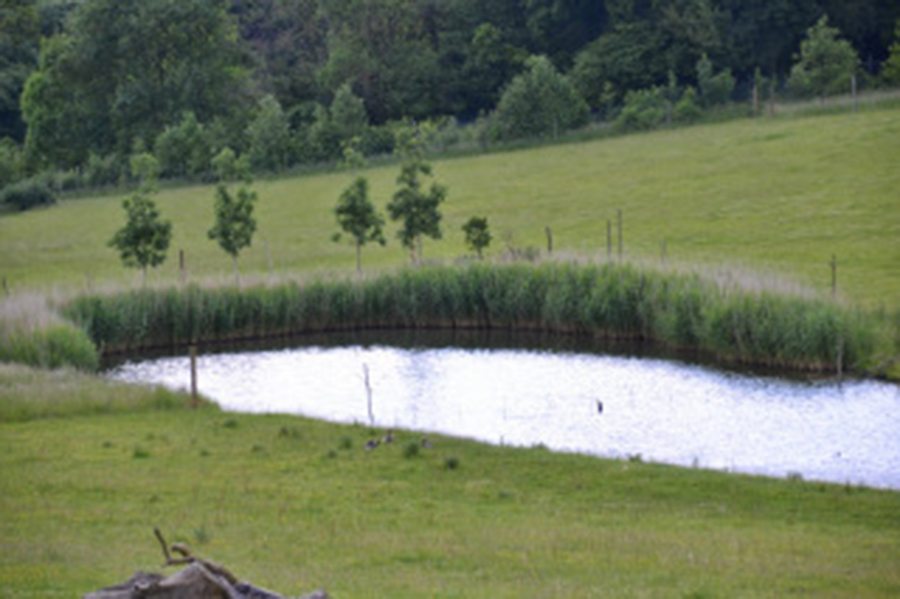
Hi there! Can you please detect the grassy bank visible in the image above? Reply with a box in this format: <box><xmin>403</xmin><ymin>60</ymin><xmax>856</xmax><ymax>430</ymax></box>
<box><xmin>63</xmin><ymin>262</ymin><xmax>883</xmax><ymax>374</ymax></box>
<box><xmin>0</xmin><ymin>376</ymin><xmax>898</xmax><ymax>597</ymax></box>
<box><xmin>0</xmin><ymin>363</ymin><xmax>211</xmax><ymax>423</ymax></box>
<box><xmin>0</xmin><ymin>106</ymin><xmax>897</xmax><ymax>310</ymax></box>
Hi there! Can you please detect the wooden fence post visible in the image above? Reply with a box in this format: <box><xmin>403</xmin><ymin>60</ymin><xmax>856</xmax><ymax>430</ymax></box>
<box><xmin>545</xmin><ymin>226</ymin><xmax>553</xmax><ymax>255</ymax></box>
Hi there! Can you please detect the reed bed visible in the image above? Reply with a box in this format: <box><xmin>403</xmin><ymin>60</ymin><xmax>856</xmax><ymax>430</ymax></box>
<box><xmin>62</xmin><ymin>262</ymin><xmax>881</xmax><ymax>374</ymax></box>
<box><xmin>0</xmin><ymin>293</ymin><xmax>98</xmax><ymax>371</ymax></box>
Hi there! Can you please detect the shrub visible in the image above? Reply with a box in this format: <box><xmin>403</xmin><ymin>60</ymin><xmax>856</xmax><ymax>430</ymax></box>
<box><xmin>788</xmin><ymin>16</ymin><xmax>859</xmax><ymax>99</ymax></box>
<box><xmin>697</xmin><ymin>54</ymin><xmax>735</xmax><ymax>107</ymax></box>
<box><xmin>881</xmin><ymin>20</ymin><xmax>900</xmax><ymax>86</ymax></box>
<box><xmin>491</xmin><ymin>55</ymin><xmax>589</xmax><ymax>141</ymax></box>
<box><xmin>330</xmin><ymin>83</ymin><xmax>369</xmax><ymax>143</ymax></box>
<box><xmin>307</xmin><ymin>104</ymin><xmax>342</xmax><ymax>162</ymax></box>
<box><xmin>616</xmin><ymin>88</ymin><xmax>667</xmax><ymax>131</ymax></box>
<box><xmin>674</xmin><ymin>87</ymin><xmax>703</xmax><ymax>123</ymax></box>
<box><xmin>0</xmin><ymin>138</ymin><xmax>23</xmax><ymax>189</ymax></box>
<box><xmin>154</xmin><ymin>111</ymin><xmax>212</xmax><ymax>178</ymax></box>
<box><xmin>357</xmin><ymin>125</ymin><xmax>395</xmax><ymax>156</ymax></box>
<box><xmin>0</xmin><ymin>178</ymin><xmax>56</xmax><ymax>211</ymax></box>
<box><xmin>246</xmin><ymin>95</ymin><xmax>293</xmax><ymax>172</ymax></box>
<box><xmin>84</xmin><ymin>152</ymin><xmax>124</xmax><ymax>187</ymax></box>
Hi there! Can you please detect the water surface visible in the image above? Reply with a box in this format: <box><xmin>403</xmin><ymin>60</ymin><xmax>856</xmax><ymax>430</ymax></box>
<box><xmin>108</xmin><ymin>339</ymin><xmax>900</xmax><ymax>489</ymax></box>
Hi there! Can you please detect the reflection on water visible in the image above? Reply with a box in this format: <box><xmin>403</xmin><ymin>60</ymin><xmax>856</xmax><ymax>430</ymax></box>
<box><xmin>107</xmin><ymin>335</ymin><xmax>900</xmax><ymax>489</ymax></box>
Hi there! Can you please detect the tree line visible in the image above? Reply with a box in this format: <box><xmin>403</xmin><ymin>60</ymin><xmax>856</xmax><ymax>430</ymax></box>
<box><xmin>2</xmin><ymin>0</ymin><xmax>900</xmax><ymax>202</ymax></box>
<box><xmin>109</xmin><ymin>134</ymin><xmax>493</xmax><ymax>280</ymax></box>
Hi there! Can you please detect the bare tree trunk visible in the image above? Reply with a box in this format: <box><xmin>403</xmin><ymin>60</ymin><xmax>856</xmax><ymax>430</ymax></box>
<box><xmin>232</xmin><ymin>255</ymin><xmax>239</xmax><ymax>286</ymax></box>
<box><xmin>355</xmin><ymin>242</ymin><xmax>362</xmax><ymax>274</ymax></box>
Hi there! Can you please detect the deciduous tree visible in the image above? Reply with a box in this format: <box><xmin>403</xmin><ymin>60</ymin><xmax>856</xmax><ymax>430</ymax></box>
<box><xmin>387</xmin><ymin>155</ymin><xmax>446</xmax><ymax>264</ymax></box>
<box><xmin>0</xmin><ymin>0</ymin><xmax>39</xmax><ymax>141</ymax></box>
<box><xmin>880</xmin><ymin>20</ymin><xmax>900</xmax><ymax>85</ymax></box>
<box><xmin>154</xmin><ymin>112</ymin><xmax>211</xmax><ymax>179</ymax></box>
<box><xmin>333</xmin><ymin>176</ymin><xmax>386</xmax><ymax>273</ymax></box>
<box><xmin>208</xmin><ymin>182</ymin><xmax>257</xmax><ymax>282</ymax></box>
<box><xmin>492</xmin><ymin>55</ymin><xmax>588</xmax><ymax>140</ymax></box>
<box><xmin>22</xmin><ymin>0</ymin><xmax>248</xmax><ymax>167</ymax></box>
<box><xmin>246</xmin><ymin>95</ymin><xmax>292</xmax><ymax>172</ymax></box>
<box><xmin>788</xmin><ymin>16</ymin><xmax>860</xmax><ymax>99</ymax></box>
<box><xmin>108</xmin><ymin>154</ymin><xmax>171</xmax><ymax>284</ymax></box>
<box><xmin>461</xmin><ymin>216</ymin><xmax>491</xmax><ymax>259</ymax></box>
<box><xmin>696</xmin><ymin>53</ymin><xmax>735</xmax><ymax>106</ymax></box>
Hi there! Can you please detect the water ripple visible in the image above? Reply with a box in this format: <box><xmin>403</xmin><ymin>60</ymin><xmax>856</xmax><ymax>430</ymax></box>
<box><xmin>108</xmin><ymin>345</ymin><xmax>900</xmax><ymax>489</ymax></box>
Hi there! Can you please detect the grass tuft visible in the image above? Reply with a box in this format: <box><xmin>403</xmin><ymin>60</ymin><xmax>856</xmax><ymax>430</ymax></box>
<box><xmin>0</xmin><ymin>362</ymin><xmax>214</xmax><ymax>423</ymax></box>
<box><xmin>403</xmin><ymin>441</ymin><xmax>421</xmax><ymax>459</ymax></box>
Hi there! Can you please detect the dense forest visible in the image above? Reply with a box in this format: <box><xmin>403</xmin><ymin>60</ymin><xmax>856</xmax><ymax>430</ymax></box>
<box><xmin>1</xmin><ymin>0</ymin><xmax>899</xmax><ymax>199</ymax></box>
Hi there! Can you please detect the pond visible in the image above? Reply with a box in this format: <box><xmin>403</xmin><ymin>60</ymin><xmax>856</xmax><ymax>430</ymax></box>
<box><xmin>107</xmin><ymin>332</ymin><xmax>900</xmax><ymax>490</ymax></box>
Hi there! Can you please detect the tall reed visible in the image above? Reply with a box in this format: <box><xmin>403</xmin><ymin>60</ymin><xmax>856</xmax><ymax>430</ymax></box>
<box><xmin>0</xmin><ymin>293</ymin><xmax>98</xmax><ymax>370</ymax></box>
<box><xmin>62</xmin><ymin>262</ymin><xmax>882</xmax><ymax>374</ymax></box>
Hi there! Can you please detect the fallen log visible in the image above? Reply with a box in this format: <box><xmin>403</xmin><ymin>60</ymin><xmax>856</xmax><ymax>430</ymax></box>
<box><xmin>83</xmin><ymin>529</ymin><xmax>327</xmax><ymax>599</ymax></box>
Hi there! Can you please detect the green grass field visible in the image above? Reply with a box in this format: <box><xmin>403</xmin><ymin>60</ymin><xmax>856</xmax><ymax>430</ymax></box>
<box><xmin>2</xmin><ymin>107</ymin><xmax>900</xmax><ymax>596</ymax></box>
<box><xmin>1</xmin><ymin>367</ymin><xmax>899</xmax><ymax>597</ymax></box>
<box><xmin>1</xmin><ymin>106</ymin><xmax>898</xmax><ymax>308</ymax></box>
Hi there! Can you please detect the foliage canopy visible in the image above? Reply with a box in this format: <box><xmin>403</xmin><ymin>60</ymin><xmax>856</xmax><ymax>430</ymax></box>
<box><xmin>208</xmin><ymin>184</ymin><xmax>258</xmax><ymax>276</ymax></box>
<box><xmin>387</xmin><ymin>158</ymin><xmax>447</xmax><ymax>264</ymax></box>
<box><xmin>788</xmin><ymin>16</ymin><xmax>860</xmax><ymax>98</ymax></box>
<box><xmin>492</xmin><ymin>55</ymin><xmax>589</xmax><ymax>141</ymax></box>
<box><xmin>108</xmin><ymin>194</ymin><xmax>172</xmax><ymax>278</ymax></box>
<box><xmin>333</xmin><ymin>176</ymin><xmax>386</xmax><ymax>273</ymax></box>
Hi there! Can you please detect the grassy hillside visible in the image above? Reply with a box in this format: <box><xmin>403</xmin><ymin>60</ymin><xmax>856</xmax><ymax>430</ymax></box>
<box><xmin>1</xmin><ymin>107</ymin><xmax>898</xmax><ymax>308</ymax></box>
<box><xmin>1</xmin><ymin>369</ymin><xmax>898</xmax><ymax>597</ymax></box>
<box><xmin>1</xmin><ymin>108</ymin><xmax>899</xmax><ymax>596</ymax></box>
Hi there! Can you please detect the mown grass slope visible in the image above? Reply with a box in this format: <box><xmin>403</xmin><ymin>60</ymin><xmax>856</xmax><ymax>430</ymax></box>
<box><xmin>1</xmin><ymin>107</ymin><xmax>897</xmax><ymax>308</ymax></box>
<box><xmin>1</xmin><ymin>375</ymin><xmax>898</xmax><ymax>597</ymax></box>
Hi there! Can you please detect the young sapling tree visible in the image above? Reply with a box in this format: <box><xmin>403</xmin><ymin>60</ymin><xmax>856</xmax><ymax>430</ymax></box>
<box><xmin>462</xmin><ymin>216</ymin><xmax>491</xmax><ymax>259</ymax></box>
<box><xmin>387</xmin><ymin>135</ymin><xmax>447</xmax><ymax>264</ymax></box>
<box><xmin>333</xmin><ymin>176</ymin><xmax>386</xmax><ymax>273</ymax></box>
<box><xmin>208</xmin><ymin>148</ymin><xmax>257</xmax><ymax>283</ymax></box>
<box><xmin>208</xmin><ymin>185</ymin><xmax>257</xmax><ymax>283</ymax></box>
<box><xmin>108</xmin><ymin>153</ymin><xmax>171</xmax><ymax>285</ymax></box>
